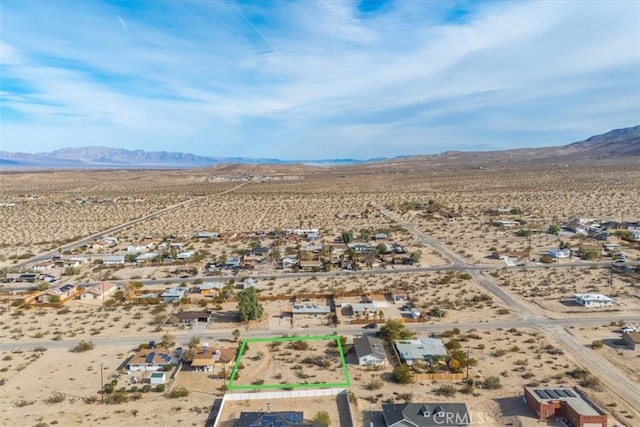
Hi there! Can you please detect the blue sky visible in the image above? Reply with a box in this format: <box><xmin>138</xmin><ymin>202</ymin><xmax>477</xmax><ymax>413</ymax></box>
<box><xmin>1</xmin><ymin>0</ymin><xmax>639</xmax><ymax>160</ymax></box>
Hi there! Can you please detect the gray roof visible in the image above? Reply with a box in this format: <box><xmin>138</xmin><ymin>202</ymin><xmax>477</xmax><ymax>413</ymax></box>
<box><xmin>354</xmin><ymin>335</ymin><xmax>387</xmax><ymax>361</ymax></box>
<box><xmin>395</xmin><ymin>339</ymin><xmax>448</xmax><ymax>364</ymax></box>
<box><xmin>291</xmin><ymin>304</ymin><xmax>331</xmax><ymax>314</ymax></box>
<box><xmin>382</xmin><ymin>403</ymin><xmax>470</xmax><ymax>427</ymax></box>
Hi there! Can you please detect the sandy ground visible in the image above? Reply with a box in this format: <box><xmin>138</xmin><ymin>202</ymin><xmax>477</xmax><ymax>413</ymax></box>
<box><xmin>1</xmin><ymin>165</ymin><xmax>639</xmax><ymax>426</ymax></box>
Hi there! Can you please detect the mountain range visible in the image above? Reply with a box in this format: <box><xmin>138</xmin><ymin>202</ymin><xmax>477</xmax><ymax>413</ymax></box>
<box><xmin>0</xmin><ymin>125</ymin><xmax>638</xmax><ymax>170</ymax></box>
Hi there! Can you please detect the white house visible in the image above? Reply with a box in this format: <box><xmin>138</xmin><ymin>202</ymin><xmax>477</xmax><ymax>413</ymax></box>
<box><xmin>354</xmin><ymin>335</ymin><xmax>387</xmax><ymax>366</ymax></box>
<box><xmin>632</xmin><ymin>230</ymin><xmax>640</xmax><ymax>241</ymax></box>
<box><xmin>574</xmin><ymin>293</ymin><xmax>614</xmax><ymax>307</ymax></box>
<box><xmin>127</xmin><ymin>350</ymin><xmax>178</xmax><ymax>372</ymax></box>
<box><xmin>127</xmin><ymin>245</ymin><xmax>148</xmax><ymax>253</ymax></box>
<box><xmin>160</xmin><ymin>287</ymin><xmax>189</xmax><ymax>303</ymax></box>
<box><xmin>196</xmin><ymin>231</ymin><xmax>219</xmax><ymax>239</ymax></box>
<box><xmin>548</xmin><ymin>248</ymin><xmax>571</xmax><ymax>259</ymax></box>
<box><xmin>177</xmin><ymin>250</ymin><xmax>196</xmax><ymax>260</ymax></box>
<box><xmin>494</xmin><ymin>220</ymin><xmax>520</xmax><ymax>227</ymax></box>
<box><xmin>102</xmin><ymin>255</ymin><xmax>125</xmax><ymax>265</ymax></box>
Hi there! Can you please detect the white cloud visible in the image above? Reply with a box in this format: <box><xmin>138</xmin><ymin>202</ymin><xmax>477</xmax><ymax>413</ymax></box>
<box><xmin>0</xmin><ymin>0</ymin><xmax>638</xmax><ymax>158</ymax></box>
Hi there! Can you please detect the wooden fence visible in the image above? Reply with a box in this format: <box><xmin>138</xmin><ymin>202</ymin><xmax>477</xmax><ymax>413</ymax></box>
<box><xmin>413</xmin><ymin>372</ymin><xmax>465</xmax><ymax>381</ymax></box>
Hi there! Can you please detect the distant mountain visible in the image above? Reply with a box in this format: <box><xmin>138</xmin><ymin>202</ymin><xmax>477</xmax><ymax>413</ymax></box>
<box><xmin>0</xmin><ymin>125</ymin><xmax>638</xmax><ymax>170</ymax></box>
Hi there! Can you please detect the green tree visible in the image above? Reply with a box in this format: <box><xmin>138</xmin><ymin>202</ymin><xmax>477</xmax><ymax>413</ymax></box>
<box><xmin>548</xmin><ymin>224</ymin><xmax>560</xmax><ymax>235</ymax></box>
<box><xmin>313</xmin><ymin>410</ymin><xmax>331</xmax><ymax>425</ymax></box>
<box><xmin>341</xmin><ymin>231</ymin><xmax>353</xmax><ymax>244</ymax></box>
<box><xmin>188</xmin><ymin>336</ymin><xmax>201</xmax><ymax>348</ymax></box>
<box><xmin>410</xmin><ymin>250</ymin><xmax>422</xmax><ymax>264</ymax></box>
<box><xmin>360</xmin><ymin>228</ymin><xmax>372</xmax><ymax>241</ymax></box>
<box><xmin>232</xmin><ymin>329</ymin><xmax>241</xmax><ymax>342</ymax></box>
<box><xmin>379</xmin><ymin>319</ymin><xmax>416</xmax><ymax>341</ymax></box>
<box><xmin>237</xmin><ymin>287</ymin><xmax>264</xmax><ymax>322</ymax></box>
<box><xmin>392</xmin><ymin>364</ymin><xmax>414</xmax><ymax>384</ymax></box>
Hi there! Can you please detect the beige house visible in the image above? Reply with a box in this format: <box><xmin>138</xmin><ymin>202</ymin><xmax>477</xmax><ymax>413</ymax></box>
<box><xmin>80</xmin><ymin>282</ymin><xmax>117</xmax><ymax>300</ymax></box>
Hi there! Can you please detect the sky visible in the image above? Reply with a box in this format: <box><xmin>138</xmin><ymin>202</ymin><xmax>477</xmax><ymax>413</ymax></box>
<box><xmin>1</xmin><ymin>0</ymin><xmax>639</xmax><ymax>160</ymax></box>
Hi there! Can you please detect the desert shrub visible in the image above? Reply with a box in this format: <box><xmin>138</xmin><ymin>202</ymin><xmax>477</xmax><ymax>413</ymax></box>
<box><xmin>71</xmin><ymin>340</ymin><xmax>95</xmax><ymax>353</ymax></box>
<box><xmin>591</xmin><ymin>340</ymin><xmax>604</xmax><ymax>349</ymax></box>
<box><xmin>169</xmin><ymin>386</ymin><xmax>189</xmax><ymax>398</ymax></box>
<box><xmin>45</xmin><ymin>392</ymin><xmax>66</xmax><ymax>404</ymax></box>
<box><xmin>392</xmin><ymin>365</ymin><xmax>413</xmax><ymax>384</ymax></box>
<box><xmin>434</xmin><ymin>384</ymin><xmax>456</xmax><ymax>397</ymax></box>
<box><xmin>365</xmin><ymin>379</ymin><xmax>384</xmax><ymax>390</ymax></box>
<box><xmin>483</xmin><ymin>376</ymin><xmax>502</xmax><ymax>389</ymax></box>
<box><xmin>154</xmin><ymin>384</ymin><xmax>165</xmax><ymax>393</ymax></box>
<box><xmin>313</xmin><ymin>411</ymin><xmax>331</xmax><ymax>425</ymax></box>
<box><xmin>105</xmin><ymin>391</ymin><xmax>128</xmax><ymax>404</ymax></box>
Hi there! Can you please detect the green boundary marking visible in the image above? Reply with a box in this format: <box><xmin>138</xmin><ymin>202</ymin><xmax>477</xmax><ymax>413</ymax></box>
<box><xmin>227</xmin><ymin>335</ymin><xmax>351</xmax><ymax>391</ymax></box>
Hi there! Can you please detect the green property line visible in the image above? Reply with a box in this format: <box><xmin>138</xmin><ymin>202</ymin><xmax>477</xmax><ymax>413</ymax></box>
<box><xmin>227</xmin><ymin>335</ymin><xmax>350</xmax><ymax>391</ymax></box>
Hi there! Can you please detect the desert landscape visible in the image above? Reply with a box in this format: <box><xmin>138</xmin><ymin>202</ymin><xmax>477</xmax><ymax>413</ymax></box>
<box><xmin>1</xmin><ymin>156</ymin><xmax>639</xmax><ymax>427</ymax></box>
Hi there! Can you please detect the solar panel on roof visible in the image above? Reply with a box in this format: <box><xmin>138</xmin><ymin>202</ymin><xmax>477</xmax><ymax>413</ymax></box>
<box><xmin>146</xmin><ymin>352</ymin><xmax>155</xmax><ymax>363</ymax></box>
<box><xmin>564</xmin><ymin>389</ymin><xmax>576</xmax><ymax>397</ymax></box>
<box><xmin>535</xmin><ymin>389</ymin><xmax>550</xmax><ymax>399</ymax></box>
<box><xmin>546</xmin><ymin>389</ymin><xmax>559</xmax><ymax>398</ymax></box>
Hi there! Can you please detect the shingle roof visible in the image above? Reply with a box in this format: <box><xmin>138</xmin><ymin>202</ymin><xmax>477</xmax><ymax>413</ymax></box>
<box><xmin>382</xmin><ymin>403</ymin><xmax>470</xmax><ymax>427</ymax></box>
<box><xmin>354</xmin><ymin>336</ymin><xmax>387</xmax><ymax>361</ymax></box>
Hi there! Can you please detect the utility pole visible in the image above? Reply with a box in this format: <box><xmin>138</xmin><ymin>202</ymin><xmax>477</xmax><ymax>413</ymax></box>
<box><xmin>100</xmin><ymin>363</ymin><xmax>104</xmax><ymax>404</ymax></box>
<box><xmin>466</xmin><ymin>347</ymin><xmax>470</xmax><ymax>380</ymax></box>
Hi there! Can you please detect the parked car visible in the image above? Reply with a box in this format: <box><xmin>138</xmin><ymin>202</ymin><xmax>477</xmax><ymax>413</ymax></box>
<box><xmin>621</xmin><ymin>326</ymin><xmax>637</xmax><ymax>334</ymax></box>
<box><xmin>363</xmin><ymin>323</ymin><xmax>378</xmax><ymax>329</ymax></box>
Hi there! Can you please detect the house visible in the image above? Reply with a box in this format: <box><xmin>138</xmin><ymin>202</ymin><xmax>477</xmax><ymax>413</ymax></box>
<box><xmin>574</xmin><ymin>293</ymin><xmax>614</xmax><ymax>307</ymax></box>
<box><xmin>127</xmin><ymin>245</ymin><xmax>148</xmax><ymax>253</ymax></box>
<box><xmin>390</xmin><ymin>289</ymin><xmax>409</xmax><ymax>303</ymax></box>
<box><xmin>38</xmin><ymin>273</ymin><xmax>57</xmax><ymax>283</ymax></box>
<box><xmin>80</xmin><ymin>282</ymin><xmax>117</xmax><ymax>300</ymax></box>
<box><xmin>492</xmin><ymin>250</ymin><xmax>530</xmax><ymax>262</ymax></box>
<box><xmin>36</xmin><ymin>284</ymin><xmax>77</xmax><ymax>303</ymax></box>
<box><xmin>354</xmin><ymin>335</ymin><xmax>387</xmax><ymax>366</ymax></box>
<box><xmin>127</xmin><ymin>349</ymin><xmax>178</xmax><ymax>371</ymax></box>
<box><xmin>494</xmin><ymin>220</ymin><xmax>520</xmax><ymax>227</ymax></box>
<box><xmin>149</xmin><ymin>372</ymin><xmax>166</xmax><ymax>384</ymax></box>
<box><xmin>382</xmin><ymin>403</ymin><xmax>470</xmax><ymax>427</ymax></box>
<box><xmin>196</xmin><ymin>282</ymin><xmax>224</xmax><ymax>295</ymax></box>
<box><xmin>190</xmin><ymin>347</ymin><xmax>236</xmax><ymax>369</ymax></box>
<box><xmin>374</xmin><ymin>232</ymin><xmax>388</xmax><ymax>240</ymax></box>
<box><xmin>291</xmin><ymin>304</ymin><xmax>331</xmax><ymax>316</ymax></box>
<box><xmin>351</xmin><ymin>302</ymin><xmax>377</xmax><ymax>317</ymax></box>
<box><xmin>135</xmin><ymin>252</ymin><xmax>159</xmax><ymax>263</ymax></box>
<box><xmin>196</xmin><ymin>231</ymin><xmax>219</xmax><ymax>239</ymax></box>
<box><xmin>548</xmin><ymin>248</ymin><xmax>571</xmax><ymax>259</ymax></box>
<box><xmin>395</xmin><ymin>338</ymin><xmax>449</xmax><ymax>365</ymax></box>
<box><xmin>306</xmin><ymin>232</ymin><xmax>320</xmax><ymax>241</ymax></box>
<box><xmin>32</xmin><ymin>261</ymin><xmax>55</xmax><ymax>271</ymax></box>
<box><xmin>176</xmin><ymin>310</ymin><xmax>212</xmax><ymax>324</ymax></box>
<box><xmin>279</xmin><ymin>257</ymin><xmax>297</xmax><ymax>268</ymax></box>
<box><xmin>523</xmin><ymin>387</ymin><xmax>607</xmax><ymax>427</ymax></box>
<box><xmin>241</xmin><ymin>278</ymin><xmax>258</xmax><ymax>290</ymax></box>
<box><xmin>54</xmin><ymin>258</ymin><xmax>82</xmax><ymax>268</ymax></box>
<box><xmin>101</xmin><ymin>237</ymin><xmax>118</xmax><ymax>247</ymax></box>
<box><xmin>102</xmin><ymin>255</ymin><xmax>125</xmax><ymax>265</ymax></box>
<box><xmin>177</xmin><ymin>250</ymin><xmax>196</xmax><ymax>260</ymax></box>
<box><xmin>622</xmin><ymin>332</ymin><xmax>640</xmax><ymax>350</ymax></box>
<box><xmin>631</xmin><ymin>230</ymin><xmax>640</xmax><ymax>241</ymax></box>
<box><xmin>225</xmin><ymin>257</ymin><xmax>241</xmax><ymax>269</ymax></box>
<box><xmin>248</xmin><ymin>247</ymin><xmax>269</xmax><ymax>257</ymax></box>
<box><xmin>299</xmin><ymin>259</ymin><xmax>323</xmax><ymax>269</ymax></box>
<box><xmin>160</xmin><ymin>287</ymin><xmax>189</xmax><ymax>303</ymax></box>
<box><xmin>237</xmin><ymin>411</ymin><xmax>323</xmax><ymax>427</ymax></box>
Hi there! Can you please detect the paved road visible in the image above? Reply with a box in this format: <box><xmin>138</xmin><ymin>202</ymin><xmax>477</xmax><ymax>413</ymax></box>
<box><xmin>2</xmin><ymin>314</ymin><xmax>638</xmax><ymax>352</ymax></box>
<box><xmin>376</xmin><ymin>204</ymin><xmax>640</xmax><ymax>413</ymax></box>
